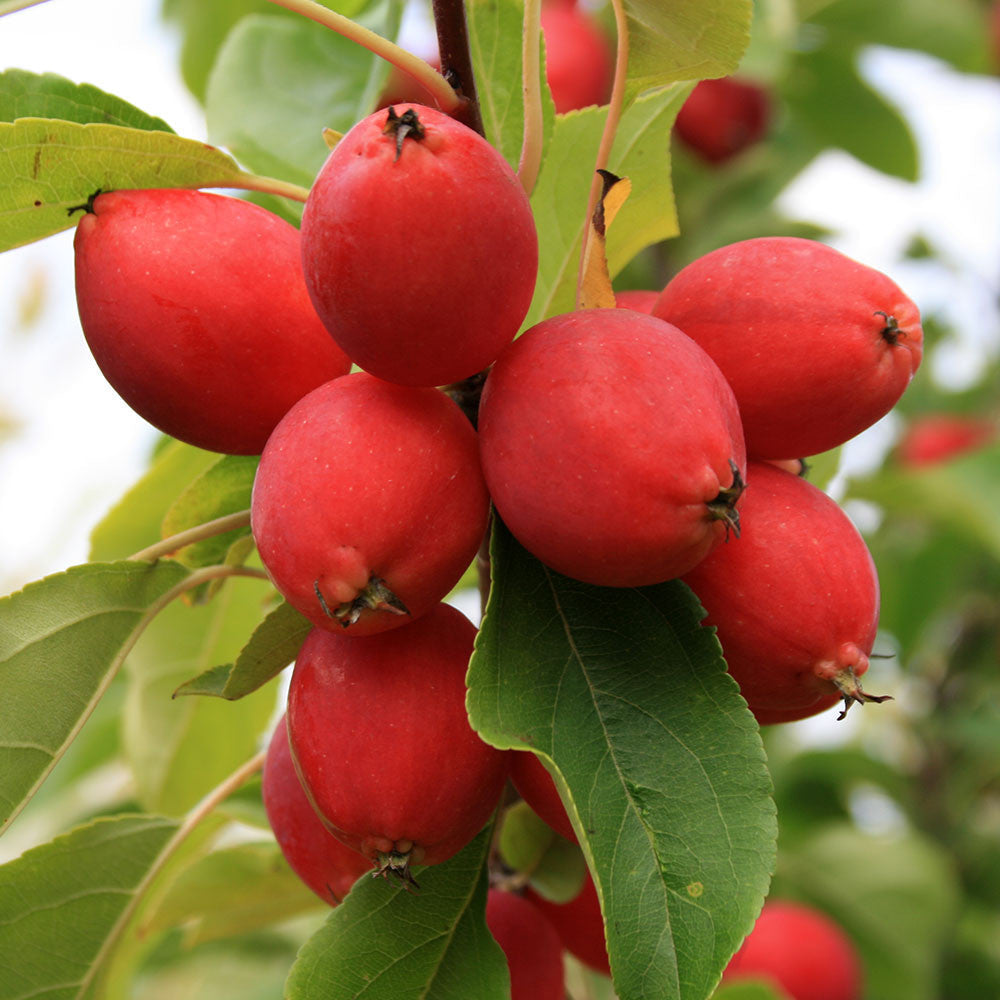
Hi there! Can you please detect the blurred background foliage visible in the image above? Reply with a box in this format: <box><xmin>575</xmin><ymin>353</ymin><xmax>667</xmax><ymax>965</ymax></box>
<box><xmin>0</xmin><ymin>0</ymin><xmax>998</xmax><ymax>997</ymax></box>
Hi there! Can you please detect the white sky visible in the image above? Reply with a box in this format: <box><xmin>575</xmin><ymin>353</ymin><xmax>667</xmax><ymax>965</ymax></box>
<box><xmin>0</xmin><ymin>0</ymin><xmax>998</xmax><ymax>599</ymax></box>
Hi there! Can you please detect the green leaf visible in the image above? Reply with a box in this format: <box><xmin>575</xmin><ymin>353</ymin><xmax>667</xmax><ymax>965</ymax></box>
<box><xmin>604</xmin><ymin>84</ymin><xmax>689</xmax><ymax>274</ymax></box>
<box><xmin>739</xmin><ymin>0</ymin><xmax>799</xmax><ymax>84</ymax></box>
<box><xmin>0</xmin><ymin>560</ymin><xmax>190</xmax><ymax>836</ymax></box>
<box><xmin>0</xmin><ymin>118</ymin><xmax>252</xmax><ymax>252</ymax></box>
<box><xmin>161</xmin><ymin>0</ymin><xmax>374</xmax><ymax>102</ymax></box>
<box><xmin>625</xmin><ymin>0</ymin><xmax>753</xmax><ymax>98</ymax></box>
<box><xmin>286</xmin><ymin>827</ymin><xmax>509</xmax><ymax>999</ymax></box>
<box><xmin>784</xmin><ymin>44</ymin><xmax>918</xmax><ymax>181</ymax></box>
<box><xmin>468</xmin><ymin>521</ymin><xmax>776</xmax><ymax>1000</ymax></box>
<box><xmin>468</xmin><ymin>0</ymin><xmax>556</xmax><ymax>169</ymax></box>
<box><xmin>173</xmin><ymin>600</ymin><xmax>310</xmax><ymax>701</ymax></box>
<box><xmin>205</xmin><ymin>5</ymin><xmax>401</xmax><ymax>190</ymax></box>
<box><xmin>528</xmin><ymin>86</ymin><xmax>685</xmax><ymax>324</ymax></box>
<box><xmin>90</xmin><ymin>440</ymin><xmax>219</xmax><ymax>562</ymax></box>
<box><xmin>161</xmin><ymin>454</ymin><xmax>257</xmax><ymax>569</ymax></box>
<box><xmin>0</xmin><ymin>813</ymin><xmax>178</xmax><ymax>1000</ymax></box>
<box><xmin>0</xmin><ymin>69</ymin><xmax>174</xmax><ymax>130</ymax></box>
<box><xmin>846</xmin><ymin>441</ymin><xmax>1000</xmax><ymax>562</ymax></box>
<box><xmin>123</xmin><ymin>576</ymin><xmax>277</xmax><ymax>815</ymax></box>
<box><xmin>143</xmin><ymin>841</ymin><xmax>324</xmax><ymax>946</ymax></box>
<box><xmin>776</xmin><ymin>824</ymin><xmax>961</xmax><ymax>1000</ymax></box>
<box><xmin>805</xmin><ymin>0</ymin><xmax>991</xmax><ymax>75</ymax></box>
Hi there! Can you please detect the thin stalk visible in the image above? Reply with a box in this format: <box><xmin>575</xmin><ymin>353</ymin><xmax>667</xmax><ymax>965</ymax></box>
<box><xmin>516</xmin><ymin>0</ymin><xmax>545</xmax><ymax>194</ymax></box>
<box><xmin>576</xmin><ymin>0</ymin><xmax>629</xmax><ymax>306</ymax></box>
<box><xmin>431</xmin><ymin>0</ymin><xmax>483</xmax><ymax>135</ymax></box>
<box><xmin>225</xmin><ymin>173</ymin><xmax>311</xmax><ymax>204</ymax></box>
<box><xmin>265</xmin><ymin>0</ymin><xmax>462</xmax><ymax>113</ymax></box>
<box><xmin>129</xmin><ymin>510</ymin><xmax>253</xmax><ymax>563</ymax></box>
<box><xmin>78</xmin><ymin>750</ymin><xmax>267</xmax><ymax>998</ymax></box>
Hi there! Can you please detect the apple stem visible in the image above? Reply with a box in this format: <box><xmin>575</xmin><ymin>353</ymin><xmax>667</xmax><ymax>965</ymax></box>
<box><xmin>129</xmin><ymin>509</ymin><xmax>252</xmax><ymax>563</ymax></box>
<box><xmin>431</xmin><ymin>0</ymin><xmax>485</xmax><ymax>135</ymax></box>
<box><xmin>517</xmin><ymin>0</ymin><xmax>545</xmax><ymax>194</ymax></box>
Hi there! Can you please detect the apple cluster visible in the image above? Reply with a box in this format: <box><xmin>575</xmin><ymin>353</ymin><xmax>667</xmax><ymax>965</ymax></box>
<box><xmin>71</xmin><ymin>91</ymin><xmax>920</xmax><ymax>988</ymax></box>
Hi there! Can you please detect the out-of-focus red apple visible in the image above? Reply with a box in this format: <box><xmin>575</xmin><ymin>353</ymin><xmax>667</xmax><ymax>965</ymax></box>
<box><xmin>675</xmin><ymin>76</ymin><xmax>771</xmax><ymax>164</ymax></box>
<box><xmin>541</xmin><ymin>0</ymin><xmax>613</xmax><ymax>113</ymax></box>
<box><xmin>897</xmin><ymin>414</ymin><xmax>996</xmax><ymax>467</ymax></box>
<box><xmin>526</xmin><ymin>870</ymin><xmax>610</xmax><ymax>976</ymax></box>
<box><xmin>722</xmin><ymin>900</ymin><xmax>863</xmax><ymax>1000</ymax></box>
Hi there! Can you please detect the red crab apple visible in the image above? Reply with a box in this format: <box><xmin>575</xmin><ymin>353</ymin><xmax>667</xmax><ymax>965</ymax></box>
<box><xmin>510</xmin><ymin>751</ymin><xmax>576</xmax><ymax>843</ymax></box>
<box><xmin>73</xmin><ymin>188</ymin><xmax>351</xmax><ymax>455</ymax></box>
<box><xmin>262</xmin><ymin>716</ymin><xmax>372</xmax><ymax>905</ymax></box>
<box><xmin>682</xmin><ymin>460</ymin><xmax>886</xmax><ymax>724</ymax></box>
<box><xmin>300</xmin><ymin>104</ymin><xmax>538</xmax><ymax>387</ymax></box>
<box><xmin>526</xmin><ymin>870</ymin><xmax>610</xmax><ymax>976</ymax></box>
<box><xmin>897</xmin><ymin>414</ymin><xmax>995</xmax><ymax>467</ymax></box>
<box><xmin>486</xmin><ymin>889</ymin><xmax>566</xmax><ymax>1000</ymax></box>
<box><xmin>540</xmin><ymin>0</ymin><xmax>613</xmax><ymax>113</ymax></box>
<box><xmin>722</xmin><ymin>900</ymin><xmax>863</xmax><ymax>1000</ymax></box>
<box><xmin>653</xmin><ymin>237</ymin><xmax>923</xmax><ymax>459</ymax></box>
<box><xmin>251</xmin><ymin>373</ymin><xmax>489</xmax><ymax>635</ymax></box>
<box><xmin>675</xmin><ymin>77</ymin><xmax>771</xmax><ymax>164</ymax></box>
<box><xmin>287</xmin><ymin>603</ymin><xmax>511</xmax><ymax>884</ymax></box>
<box><xmin>478</xmin><ymin>308</ymin><xmax>747</xmax><ymax>587</ymax></box>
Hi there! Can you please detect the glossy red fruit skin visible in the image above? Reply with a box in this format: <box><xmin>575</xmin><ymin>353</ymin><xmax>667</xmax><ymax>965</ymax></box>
<box><xmin>682</xmin><ymin>461</ymin><xmax>881</xmax><ymax>725</ymax></box>
<box><xmin>74</xmin><ymin>188</ymin><xmax>351</xmax><ymax>455</ymax></box>
<box><xmin>510</xmin><ymin>751</ymin><xmax>577</xmax><ymax>843</ymax></box>
<box><xmin>674</xmin><ymin>77</ymin><xmax>770</xmax><ymax>164</ymax></box>
<box><xmin>262</xmin><ymin>717</ymin><xmax>372</xmax><ymax>906</ymax></box>
<box><xmin>614</xmin><ymin>289</ymin><xmax>659</xmax><ymax>314</ymax></box>
<box><xmin>897</xmin><ymin>414</ymin><xmax>995</xmax><ymax>467</ymax></box>
<box><xmin>652</xmin><ymin>237</ymin><xmax>923</xmax><ymax>460</ymax></box>
<box><xmin>478</xmin><ymin>308</ymin><xmax>747</xmax><ymax>587</ymax></box>
<box><xmin>723</xmin><ymin>900</ymin><xmax>863</xmax><ymax>1000</ymax></box>
<box><xmin>251</xmin><ymin>373</ymin><xmax>489</xmax><ymax>636</ymax></box>
<box><xmin>300</xmin><ymin>105</ymin><xmax>538</xmax><ymax>387</ymax></box>
<box><xmin>526</xmin><ymin>871</ymin><xmax>610</xmax><ymax>976</ymax></box>
<box><xmin>540</xmin><ymin>1</ymin><xmax>613</xmax><ymax>113</ymax></box>
<box><xmin>486</xmin><ymin>890</ymin><xmax>566</xmax><ymax>1000</ymax></box>
<box><xmin>287</xmin><ymin>604</ymin><xmax>510</xmax><ymax>869</ymax></box>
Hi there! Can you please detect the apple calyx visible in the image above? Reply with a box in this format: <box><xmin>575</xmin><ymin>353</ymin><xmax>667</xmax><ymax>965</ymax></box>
<box><xmin>383</xmin><ymin>106</ymin><xmax>426</xmax><ymax>159</ymax></box>
<box><xmin>706</xmin><ymin>460</ymin><xmax>746</xmax><ymax>539</ymax></box>
<box><xmin>374</xmin><ymin>849</ymin><xmax>420</xmax><ymax>890</ymax></box>
<box><xmin>815</xmin><ymin>643</ymin><xmax>892</xmax><ymax>720</ymax></box>
<box><xmin>313</xmin><ymin>575</ymin><xmax>410</xmax><ymax>627</ymax></box>
<box><xmin>874</xmin><ymin>310</ymin><xmax>906</xmax><ymax>346</ymax></box>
